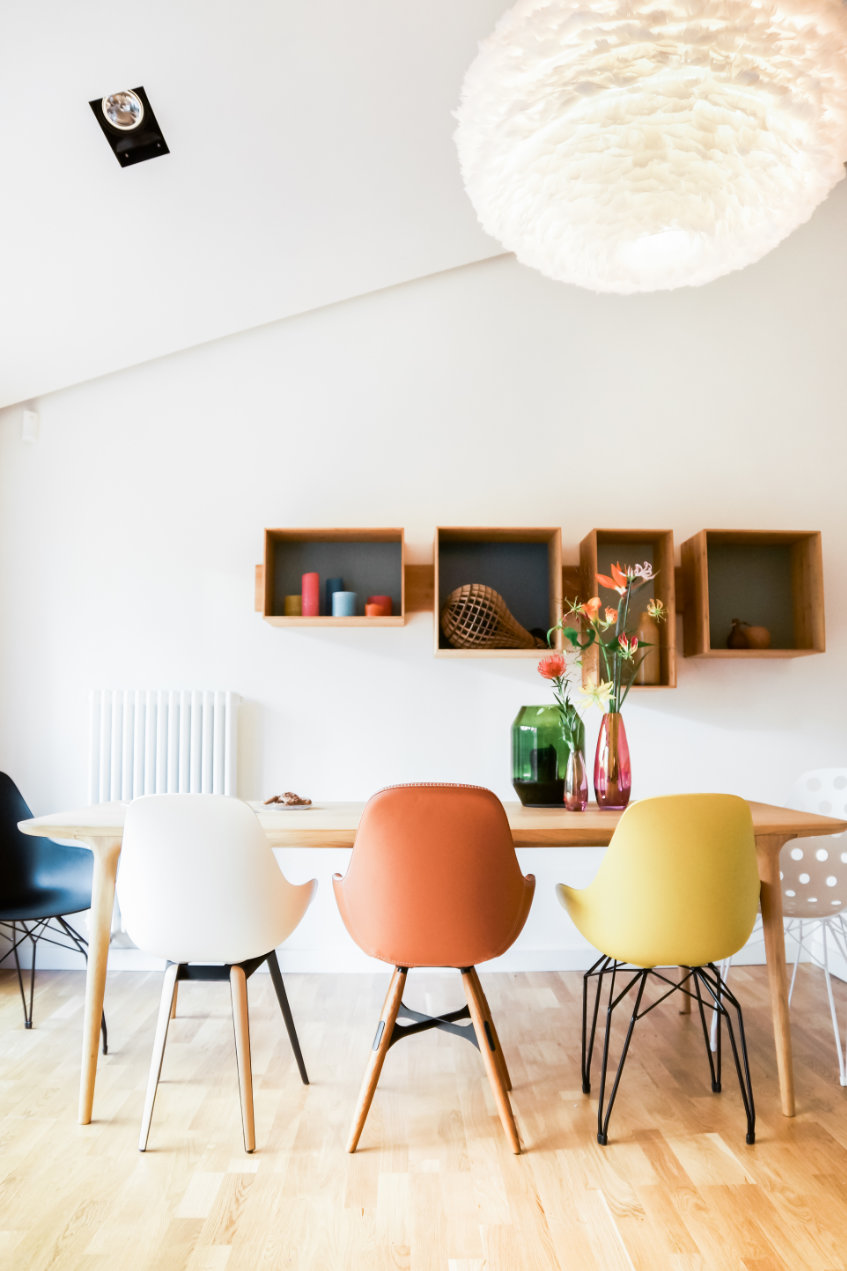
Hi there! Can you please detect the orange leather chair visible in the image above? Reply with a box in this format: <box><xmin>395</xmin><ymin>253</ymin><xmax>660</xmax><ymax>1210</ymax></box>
<box><xmin>333</xmin><ymin>783</ymin><xmax>535</xmax><ymax>1153</ymax></box>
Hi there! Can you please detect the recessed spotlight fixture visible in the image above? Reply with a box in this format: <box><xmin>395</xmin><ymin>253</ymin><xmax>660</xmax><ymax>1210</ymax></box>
<box><xmin>101</xmin><ymin>90</ymin><xmax>145</xmax><ymax>131</ymax></box>
<box><xmin>89</xmin><ymin>85</ymin><xmax>169</xmax><ymax>167</ymax></box>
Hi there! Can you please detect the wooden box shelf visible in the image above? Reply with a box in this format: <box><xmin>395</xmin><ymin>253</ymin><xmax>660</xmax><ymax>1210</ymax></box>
<box><xmin>577</xmin><ymin>529</ymin><xmax>677</xmax><ymax>688</ymax></box>
<box><xmin>680</xmin><ymin>530</ymin><xmax>825</xmax><ymax>657</ymax></box>
<box><xmin>256</xmin><ymin>529</ymin><xmax>405</xmax><ymax>626</ymax></box>
<box><xmin>434</xmin><ymin>528</ymin><xmax>562</xmax><ymax>657</ymax></box>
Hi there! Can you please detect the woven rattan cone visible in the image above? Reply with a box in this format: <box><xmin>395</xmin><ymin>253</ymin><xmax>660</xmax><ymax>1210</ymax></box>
<box><xmin>440</xmin><ymin>583</ymin><xmax>545</xmax><ymax>650</ymax></box>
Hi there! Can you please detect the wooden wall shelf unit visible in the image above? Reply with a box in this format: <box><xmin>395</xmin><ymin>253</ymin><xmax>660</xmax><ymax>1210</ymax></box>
<box><xmin>680</xmin><ymin>530</ymin><xmax>824</xmax><ymax>657</ymax></box>
<box><xmin>256</xmin><ymin>528</ymin><xmax>405</xmax><ymax>626</ymax></box>
<box><xmin>434</xmin><ymin>527</ymin><xmax>563</xmax><ymax>658</ymax></box>
<box><xmin>578</xmin><ymin>528</ymin><xmax>677</xmax><ymax>688</ymax></box>
<box><xmin>255</xmin><ymin>526</ymin><xmax>825</xmax><ymax>670</ymax></box>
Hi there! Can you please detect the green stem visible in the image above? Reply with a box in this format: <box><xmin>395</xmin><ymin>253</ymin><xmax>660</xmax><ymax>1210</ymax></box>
<box><xmin>616</xmin><ymin>582</ymin><xmax>636</xmax><ymax>712</ymax></box>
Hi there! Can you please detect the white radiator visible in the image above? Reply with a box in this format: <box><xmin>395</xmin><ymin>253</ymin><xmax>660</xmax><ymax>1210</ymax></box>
<box><xmin>88</xmin><ymin>689</ymin><xmax>239</xmax><ymax>803</ymax></box>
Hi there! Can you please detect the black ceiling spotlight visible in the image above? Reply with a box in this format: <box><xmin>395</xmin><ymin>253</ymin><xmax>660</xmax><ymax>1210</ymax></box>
<box><xmin>89</xmin><ymin>87</ymin><xmax>169</xmax><ymax>167</ymax></box>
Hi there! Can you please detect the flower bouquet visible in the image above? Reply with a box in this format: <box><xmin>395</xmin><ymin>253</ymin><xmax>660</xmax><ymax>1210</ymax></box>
<box><xmin>551</xmin><ymin>561</ymin><xmax>667</xmax><ymax>809</ymax></box>
<box><xmin>536</xmin><ymin>650</ymin><xmax>588</xmax><ymax>811</ymax></box>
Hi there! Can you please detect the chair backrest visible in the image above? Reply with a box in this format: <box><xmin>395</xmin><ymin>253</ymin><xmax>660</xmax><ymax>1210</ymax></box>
<box><xmin>0</xmin><ymin>771</ymin><xmax>93</xmax><ymax>908</ymax></box>
<box><xmin>118</xmin><ymin>794</ymin><xmax>314</xmax><ymax>964</ymax></box>
<box><xmin>333</xmin><ymin>783</ymin><xmax>535</xmax><ymax>967</ymax></box>
<box><xmin>0</xmin><ymin>772</ymin><xmax>36</xmax><ymax>899</ymax></box>
<box><xmin>781</xmin><ymin>770</ymin><xmax>847</xmax><ymax>919</ymax></box>
<box><xmin>566</xmin><ymin>794</ymin><xmax>760</xmax><ymax>968</ymax></box>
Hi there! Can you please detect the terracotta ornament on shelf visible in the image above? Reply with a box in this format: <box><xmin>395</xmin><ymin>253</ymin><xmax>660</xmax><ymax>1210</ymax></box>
<box><xmin>727</xmin><ymin>619</ymin><xmax>772</xmax><ymax>650</ymax></box>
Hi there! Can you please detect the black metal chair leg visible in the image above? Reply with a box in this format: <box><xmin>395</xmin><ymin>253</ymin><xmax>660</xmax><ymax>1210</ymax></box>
<box><xmin>596</xmin><ymin>967</ymin><xmax>648</xmax><ymax>1146</ymax></box>
<box><xmin>715</xmin><ymin>981</ymin><xmax>756</xmax><ymax>1145</ymax></box>
<box><xmin>11</xmin><ymin>922</ymin><xmax>36</xmax><ymax>1028</ymax></box>
<box><xmin>692</xmin><ymin>968</ymin><xmax>721</xmax><ymax>1092</ymax></box>
<box><xmin>692</xmin><ymin>964</ymin><xmax>755</xmax><ymax>1144</ymax></box>
<box><xmin>582</xmin><ymin>954</ymin><xmax>608</xmax><ymax>1094</ymax></box>
<box><xmin>266</xmin><ymin>950</ymin><xmax>309</xmax><ymax>1084</ymax></box>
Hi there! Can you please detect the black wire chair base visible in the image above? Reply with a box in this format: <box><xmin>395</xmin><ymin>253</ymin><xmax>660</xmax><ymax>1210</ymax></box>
<box><xmin>582</xmin><ymin>956</ymin><xmax>755</xmax><ymax>1147</ymax></box>
<box><xmin>0</xmin><ymin>917</ymin><xmax>108</xmax><ymax>1054</ymax></box>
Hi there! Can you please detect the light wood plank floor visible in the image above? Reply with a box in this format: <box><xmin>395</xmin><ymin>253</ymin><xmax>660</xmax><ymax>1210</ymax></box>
<box><xmin>2</xmin><ymin>965</ymin><xmax>847</xmax><ymax>1270</ymax></box>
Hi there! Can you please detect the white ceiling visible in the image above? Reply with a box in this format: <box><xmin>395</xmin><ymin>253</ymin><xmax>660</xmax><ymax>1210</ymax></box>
<box><xmin>0</xmin><ymin>0</ymin><xmax>510</xmax><ymax>408</ymax></box>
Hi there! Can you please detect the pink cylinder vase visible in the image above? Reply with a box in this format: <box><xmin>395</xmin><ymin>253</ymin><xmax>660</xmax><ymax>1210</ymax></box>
<box><xmin>564</xmin><ymin>747</ymin><xmax>588</xmax><ymax>812</ymax></box>
<box><xmin>301</xmin><ymin>572</ymin><xmax>320</xmax><ymax>617</ymax></box>
<box><xmin>593</xmin><ymin>712</ymin><xmax>631</xmax><ymax>811</ymax></box>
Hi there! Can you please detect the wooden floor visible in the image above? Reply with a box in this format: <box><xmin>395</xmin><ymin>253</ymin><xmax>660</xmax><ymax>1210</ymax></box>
<box><xmin>2</xmin><ymin>965</ymin><xmax>847</xmax><ymax>1271</ymax></box>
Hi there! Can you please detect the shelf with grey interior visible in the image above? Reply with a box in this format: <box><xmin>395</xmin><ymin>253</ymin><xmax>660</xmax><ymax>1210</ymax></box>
<box><xmin>434</xmin><ymin>527</ymin><xmax>563</xmax><ymax>657</ymax></box>
<box><xmin>255</xmin><ymin>529</ymin><xmax>405</xmax><ymax>626</ymax></box>
<box><xmin>680</xmin><ymin>529</ymin><xmax>824</xmax><ymax>657</ymax></box>
<box><xmin>577</xmin><ymin>528</ymin><xmax>677</xmax><ymax>688</ymax></box>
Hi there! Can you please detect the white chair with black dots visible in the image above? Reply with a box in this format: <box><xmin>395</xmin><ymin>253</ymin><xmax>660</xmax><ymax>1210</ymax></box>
<box><xmin>781</xmin><ymin>769</ymin><xmax>847</xmax><ymax>1085</ymax></box>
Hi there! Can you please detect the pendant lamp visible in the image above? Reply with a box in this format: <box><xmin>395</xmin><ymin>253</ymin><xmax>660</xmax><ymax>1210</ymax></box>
<box><xmin>455</xmin><ymin>0</ymin><xmax>847</xmax><ymax>293</ymax></box>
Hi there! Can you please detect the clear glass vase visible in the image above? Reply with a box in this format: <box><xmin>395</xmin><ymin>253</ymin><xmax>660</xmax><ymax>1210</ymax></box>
<box><xmin>593</xmin><ymin>711</ymin><xmax>631</xmax><ymax>810</ymax></box>
<box><xmin>564</xmin><ymin>746</ymin><xmax>588</xmax><ymax>812</ymax></box>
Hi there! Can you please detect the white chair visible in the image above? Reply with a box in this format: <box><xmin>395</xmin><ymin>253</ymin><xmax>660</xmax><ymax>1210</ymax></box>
<box><xmin>712</xmin><ymin>769</ymin><xmax>847</xmax><ymax>1084</ymax></box>
<box><xmin>780</xmin><ymin>769</ymin><xmax>847</xmax><ymax>1084</ymax></box>
<box><xmin>117</xmin><ymin>794</ymin><xmax>316</xmax><ymax>1151</ymax></box>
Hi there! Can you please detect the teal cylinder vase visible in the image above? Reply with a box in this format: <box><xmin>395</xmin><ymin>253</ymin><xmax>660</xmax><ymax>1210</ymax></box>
<box><xmin>511</xmin><ymin>706</ymin><xmax>585</xmax><ymax>807</ymax></box>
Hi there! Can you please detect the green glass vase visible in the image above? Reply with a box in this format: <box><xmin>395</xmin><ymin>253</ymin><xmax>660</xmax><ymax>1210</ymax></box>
<box><xmin>511</xmin><ymin>705</ymin><xmax>584</xmax><ymax>807</ymax></box>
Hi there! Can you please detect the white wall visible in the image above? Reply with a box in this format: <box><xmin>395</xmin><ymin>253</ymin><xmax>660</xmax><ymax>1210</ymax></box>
<box><xmin>2</xmin><ymin>183</ymin><xmax>847</xmax><ymax>970</ymax></box>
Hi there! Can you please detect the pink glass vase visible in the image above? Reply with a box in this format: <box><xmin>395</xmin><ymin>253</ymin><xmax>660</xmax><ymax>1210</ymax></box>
<box><xmin>564</xmin><ymin>747</ymin><xmax>588</xmax><ymax>812</ymax></box>
<box><xmin>593</xmin><ymin>712</ymin><xmax>631</xmax><ymax>810</ymax></box>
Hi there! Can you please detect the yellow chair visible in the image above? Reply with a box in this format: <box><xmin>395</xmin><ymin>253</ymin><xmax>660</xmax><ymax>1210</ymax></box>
<box><xmin>557</xmin><ymin>794</ymin><xmax>760</xmax><ymax>1146</ymax></box>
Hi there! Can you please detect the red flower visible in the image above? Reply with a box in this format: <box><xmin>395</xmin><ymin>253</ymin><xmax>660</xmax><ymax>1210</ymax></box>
<box><xmin>537</xmin><ymin>653</ymin><xmax>567</xmax><ymax>680</ymax></box>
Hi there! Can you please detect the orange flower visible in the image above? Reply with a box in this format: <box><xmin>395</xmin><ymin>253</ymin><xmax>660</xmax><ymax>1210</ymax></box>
<box><xmin>597</xmin><ymin>561</ymin><xmax>656</xmax><ymax>594</ymax></box>
<box><xmin>596</xmin><ymin>562</ymin><xmax>630</xmax><ymax>594</ymax></box>
<box><xmin>537</xmin><ymin>653</ymin><xmax>567</xmax><ymax>680</ymax></box>
<box><xmin>582</xmin><ymin>596</ymin><xmax>602</xmax><ymax>619</ymax></box>
<box><xmin>604</xmin><ymin>607</ymin><xmax>618</xmax><ymax>624</ymax></box>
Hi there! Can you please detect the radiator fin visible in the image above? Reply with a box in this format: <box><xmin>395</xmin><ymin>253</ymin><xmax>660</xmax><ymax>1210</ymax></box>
<box><xmin>88</xmin><ymin>689</ymin><xmax>238</xmax><ymax>802</ymax></box>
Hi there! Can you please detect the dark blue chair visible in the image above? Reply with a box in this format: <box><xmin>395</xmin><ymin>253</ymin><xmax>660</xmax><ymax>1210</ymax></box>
<box><xmin>0</xmin><ymin>772</ymin><xmax>107</xmax><ymax>1050</ymax></box>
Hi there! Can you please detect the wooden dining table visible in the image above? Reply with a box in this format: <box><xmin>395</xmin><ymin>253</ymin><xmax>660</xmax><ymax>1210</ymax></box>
<box><xmin>18</xmin><ymin>798</ymin><xmax>847</xmax><ymax>1124</ymax></box>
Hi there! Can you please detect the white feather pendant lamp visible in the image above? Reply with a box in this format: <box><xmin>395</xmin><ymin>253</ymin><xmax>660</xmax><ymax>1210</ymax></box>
<box><xmin>455</xmin><ymin>0</ymin><xmax>847</xmax><ymax>293</ymax></box>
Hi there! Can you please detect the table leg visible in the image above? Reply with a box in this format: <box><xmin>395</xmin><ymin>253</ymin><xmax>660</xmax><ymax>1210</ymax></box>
<box><xmin>678</xmin><ymin>967</ymin><xmax>691</xmax><ymax>1013</ymax></box>
<box><xmin>757</xmin><ymin>834</ymin><xmax>795</xmax><ymax>1117</ymax></box>
<box><xmin>78</xmin><ymin>838</ymin><xmax>121</xmax><ymax>1124</ymax></box>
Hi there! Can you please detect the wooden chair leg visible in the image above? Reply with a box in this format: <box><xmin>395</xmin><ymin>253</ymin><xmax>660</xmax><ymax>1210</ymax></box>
<box><xmin>462</xmin><ymin>969</ymin><xmax>521</xmax><ymax>1154</ymax></box>
<box><xmin>230</xmin><ymin>966</ymin><xmax>256</xmax><ymax>1154</ymax></box>
<box><xmin>170</xmin><ymin>982</ymin><xmax>178</xmax><ymax>1020</ymax></box>
<box><xmin>347</xmin><ymin>966</ymin><xmax>407</xmax><ymax>1153</ymax></box>
<box><xmin>139</xmin><ymin>961</ymin><xmax>180</xmax><ymax>1152</ymax></box>
<box><xmin>466</xmin><ymin>966</ymin><xmax>512</xmax><ymax>1091</ymax></box>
